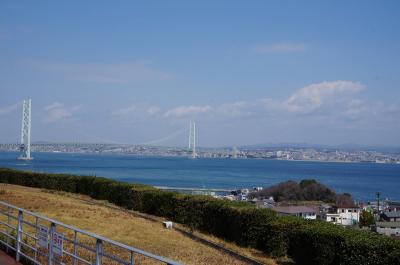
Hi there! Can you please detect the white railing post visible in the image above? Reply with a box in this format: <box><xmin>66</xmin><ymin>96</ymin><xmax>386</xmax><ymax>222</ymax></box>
<box><xmin>15</xmin><ymin>210</ymin><xmax>23</xmax><ymax>262</ymax></box>
<box><xmin>48</xmin><ymin>223</ymin><xmax>56</xmax><ymax>265</ymax></box>
<box><xmin>6</xmin><ymin>206</ymin><xmax>11</xmax><ymax>253</ymax></box>
<box><xmin>34</xmin><ymin>216</ymin><xmax>38</xmax><ymax>262</ymax></box>
<box><xmin>95</xmin><ymin>239</ymin><xmax>102</xmax><ymax>265</ymax></box>
<box><xmin>73</xmin><ymin>231</ymin><xmax>78</xmax><ymax>265</ymax></box>
<box><xmin>130</xmin><ymin>251</ymin><xmax>135</xmax><ymax>265</ymax></box>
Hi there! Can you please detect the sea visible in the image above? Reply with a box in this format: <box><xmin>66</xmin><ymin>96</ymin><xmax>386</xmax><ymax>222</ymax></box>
<box><xmin>0</xmin><ymin>151</ymin><xmax>399</xmax><ymax>202</ymax></box>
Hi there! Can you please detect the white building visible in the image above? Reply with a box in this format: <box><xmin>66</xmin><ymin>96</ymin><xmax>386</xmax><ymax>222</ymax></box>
<box><xmin>375</xmin><ymin>222</ymin><xmax>400</xmax><ymax>237</ymax></box>
<box><xmin>255</xmin><ymin>197</ymin><xmax>275</xmax><ymax>209</ymax></box>
<box><xmin>382</xmin><ymin>211</ymin><xmax>400</xmax><ymax>222</ymax></box>
<box><xmin>374</xmin><ymin>211</ymin><xmax>400</xmax><ymax>237</ymax></box>
<box><xmin>326</xmin><ymin>206</ymin><xmax>360</xmax><ymax>226</ymax></box>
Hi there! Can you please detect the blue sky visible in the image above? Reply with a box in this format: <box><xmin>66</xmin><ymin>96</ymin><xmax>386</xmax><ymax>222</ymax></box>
<box><xmin>0</xmin><ymin>1</ymin><xmax>399</xmax><ymax>147</ymax></box>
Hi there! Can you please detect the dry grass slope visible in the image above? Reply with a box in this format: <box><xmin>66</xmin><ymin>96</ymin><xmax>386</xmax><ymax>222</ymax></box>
<box><xmin>0</xmin><ymin>184</ymin><xmax>277</xmax><ymax>265</ymax></box>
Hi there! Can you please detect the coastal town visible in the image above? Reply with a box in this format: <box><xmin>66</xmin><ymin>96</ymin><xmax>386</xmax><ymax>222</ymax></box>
<box><xmin>214</xmin><ymin>186</ymin><xmax>400</xmax><ymax>238</ymax></box>
<box><xmin>1</xmin><ymin>143</ymin><xmax>399</xmax><ymax>164</ymax></box>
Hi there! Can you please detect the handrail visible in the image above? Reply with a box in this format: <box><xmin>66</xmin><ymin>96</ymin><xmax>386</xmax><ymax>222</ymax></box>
<box><xmin>0</xmin><ymin>200</ymin><xmax>182</xmax><ymax>265</ymax></box>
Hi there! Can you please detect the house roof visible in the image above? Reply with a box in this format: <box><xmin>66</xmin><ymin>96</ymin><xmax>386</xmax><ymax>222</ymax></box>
<box><xmin>383</xmin><ymin>211</ymin><xmax>400</xmax><ymax>218</ymax></box>
<box><xmin>386</xmin><ymin>201</ymin><xmax>400</xmax><ymax>206</ymax></box>
<box><xmin>272</xmin><ymin>206</ymin><xmax>316</xmax><ymax>214</ymax></box>
<box><xmin>320</xmin><ymin>204</ymin><xmax>332</xmax><ymax>208</ymax></box>
<box><xmin>376</xmin><ymin>221</ymin><xmax>400</xmax><ymax>228</ymax></box>
<box><xmin>336</xmin><ymin>205</ymin><xmax>359</xmax><ymax>209</ymax></box>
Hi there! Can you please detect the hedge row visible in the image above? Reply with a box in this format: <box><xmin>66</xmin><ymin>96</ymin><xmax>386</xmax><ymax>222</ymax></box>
<box><xmin>1</xmin><ymin>168</ymin><xmax>400</xmax><ymax>265</ymax></box>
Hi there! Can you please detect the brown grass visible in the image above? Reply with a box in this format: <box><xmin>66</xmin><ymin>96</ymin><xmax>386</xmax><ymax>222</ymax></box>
<box><xmin>0</xmin><ymin>184</ymin><xmax>277</xmax><ymax>265</ymax></box>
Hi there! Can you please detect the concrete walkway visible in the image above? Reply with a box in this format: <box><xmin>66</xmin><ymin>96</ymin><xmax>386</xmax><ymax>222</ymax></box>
<box><xmin>0</xmin><ymin>250</ymin><xmax>22</xmax><ymax>265</ymax></box>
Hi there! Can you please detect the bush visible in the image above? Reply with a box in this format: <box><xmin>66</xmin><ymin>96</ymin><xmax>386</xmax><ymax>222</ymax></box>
<box><xmin>1</xmin><ymin>168</ymin><xmax>400</xmax><ymax>264</ymax></box>
<box><xmin>286</xmin><ymin>220</ymin><xmax>400</xmax><ymax>265</ymax></box>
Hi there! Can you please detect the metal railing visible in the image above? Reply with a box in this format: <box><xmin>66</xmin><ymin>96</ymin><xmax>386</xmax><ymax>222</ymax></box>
<box><xmin>0</xmin><ymin>200</ymin><xmax>181</xmax><ymax>265</ymax></box>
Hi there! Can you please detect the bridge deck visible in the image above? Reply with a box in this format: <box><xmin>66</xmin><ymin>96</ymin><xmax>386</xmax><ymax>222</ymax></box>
<box><xmin>0</xmin><ymin>251</ymin><xmax>22</xmax><ymax>265</ymax></box>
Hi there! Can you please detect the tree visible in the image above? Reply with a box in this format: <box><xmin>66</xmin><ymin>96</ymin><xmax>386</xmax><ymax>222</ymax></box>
<box><xmin>299</xmin><ymin>179</ymin><xmax>317</xmax><ymax>188</ymax></box>
<box><xmin>251</xmin><ymin>179</ymin><xmax>337</xmax><ymax>202</ymax></box>
<box><xmin>335</xmin><ymin>193</ymin><xmax>355</xmax><ymax>207</ymax></box>
<box><xmin>359</xmin><ymin>210</ymin><xmax>375</xmax><ymax>227</ymax></box>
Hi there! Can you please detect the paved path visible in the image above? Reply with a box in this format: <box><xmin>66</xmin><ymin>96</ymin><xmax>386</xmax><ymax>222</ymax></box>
<box><xmin>0</xmin><ymin>251</ymin><xmax>22</xmax><ymax>265</ymax></box>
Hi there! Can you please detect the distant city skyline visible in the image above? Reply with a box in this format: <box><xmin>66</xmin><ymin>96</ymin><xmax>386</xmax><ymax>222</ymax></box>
<box><xmin>1</xmin><ymin>1</ymin><xmax>399</xmax><ymax>147</ymax></box>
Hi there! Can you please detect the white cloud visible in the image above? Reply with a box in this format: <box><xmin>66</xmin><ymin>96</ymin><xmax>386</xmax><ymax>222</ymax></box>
<box><xmin>284</xmin><ymin>81</ymin><xmax>365</xmax><ymax>113</ymax></box>
<box><xmin>112</xmin><ymin>104</ymin><xmax>161</xmax><ymax>117</ymax></box>
<box><xmin>147</xmin><ymin>106</ymin><xmax>161</xmax><ymax>115</ymax></box>
<box><xmin>255</xmin><ymin>42</ymin><xmax>305</xmax><ymax>54</ymax></box>
<box><xmin>343</xmin><ymin>99</ymin><xmax>368</xmax><ymax>119</ymax></box>
<box><xmin>31</xmin><ymin>61</ymin><xmax>173</xmax><ymax>85</ymax></box>
<box><xmin>164</xmin><ymin>105</ymin><xmax>212</xmax><ymax>118</ymax></box>
<box><xmin>44</xmin><ymin>102</ymin><xmax>63</xmax><ymax>111</ymax></box>
<box><xmin>112</xmin><ymin>105</ymin><xmax>137</xmax><ymax>116</ymax></box>
<box><xmin>0</xmin><ymin>102</ymin><xmax>20</xmax><ymax>115</ymax></box>
<box><xmin>161</xmin><ymin>81</ymin><xmax>369</xmax><ymax>120</ymax></box>
<box><xmin>44</xmin><ymin>102</ymin><xmax>81</xmax><ymax>123</ymax></box>
<box><xmin>111</xmin><ymin>81</ymin><xmax>397</xmax><ymax>132</ymax></box>
<box><xmin>217</xmin><ymin>101</ymin><xmax>249</xmax><ymax>116</ymax></box>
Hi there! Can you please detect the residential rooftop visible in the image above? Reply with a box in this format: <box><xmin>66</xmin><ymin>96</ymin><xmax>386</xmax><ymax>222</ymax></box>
<box><xmin>376</xmin><ymin>222</ymin><xmax>400</xmax><ymax>228</ymax></box>
<box><xmin>272</xmin><ymin>206</ymin><xmax>316</xmax><ymax>214</ymax></box>
<box><xmin>383</xmin><ymin>211</ymin><xmax>400</xmax><ymax>218</ymax></box>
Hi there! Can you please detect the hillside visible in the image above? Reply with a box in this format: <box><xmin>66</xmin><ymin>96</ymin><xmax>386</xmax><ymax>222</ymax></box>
<box><xmin>250</xmin><ymin>179</ymin><xmax>353</xmax><ymax>204</ymax></box>
<box><xmin>0</xmin><ymin>184</ymin><xmax>277</xmax><ymax>265</ymax></box>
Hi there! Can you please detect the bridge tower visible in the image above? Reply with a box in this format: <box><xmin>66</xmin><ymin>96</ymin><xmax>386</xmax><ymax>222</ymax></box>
<box><xmin>188</xmin><ymin>121</ymin><xmax>197</xmax><ymax>158</ymax></box>
<box><xmin>18</xmin><ymin>99</ymin><xmax>33</xmax><ymax>160</ymax></box>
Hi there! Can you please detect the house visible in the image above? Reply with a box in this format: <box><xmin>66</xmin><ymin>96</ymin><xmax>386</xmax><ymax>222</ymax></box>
<box><xmin>373</xmin><ymin>210</ymin><xmax>400</xmax><ymax>237</ymax></box>
<box><xmin>232</xmin><ymin>189</ymin><xmax>250</xmax><ymax>201</ymax></box>
<box><xmin>319</xmin><ymin>204</ymin><xmax>333</xmax><ymax>220</ymax></box>
<box><xmin>255</xmin><ymin>197</ymin><xmax>275</xmax><ymax>209</ymax></box>
<box><xmin>272</xmin><ymin>206</ymin><xmax>317</xmax><ymax>220</ymax></box>
<box><xmin>239</xmin><ymin>194</ymin><xmax>247</xmax><ymax>201</ymax></box>
<box><xmin>386</xmin><ymin>201</ymin><xmax>400</xmax><ymax>212</ymax></box>
<box><xmin>381</xmin><ymin>211</ymin><xmax>400</xmax><ymax>222</ymax></box>
<box><xmin>368</xmin><ymin>200</ymin><xmax>387</xmax><ymax>212</ymax></box>
<box><xmin>320</xmin><ymin>204</ymin><xmax>332</xmax><ymax>213</ymax></box>
<box><xmin>374</xmin><ymin>222</ymin><xmax>400</xmax><ymax>237</ymax></box>
<box><xmin>240</xmin><ymin>188</ymin><xmax>249</xmax><ymax>195</ymax></box>
<box><xmin>326</xmin><ymin>205</ymin><xmax>360</xmax><ymax>226</ymax></box>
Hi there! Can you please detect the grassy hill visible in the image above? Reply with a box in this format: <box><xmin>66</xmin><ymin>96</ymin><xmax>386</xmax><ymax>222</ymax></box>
<box><xmin>0</xmin><ymin>184</ymin><xmax>277</xmax><ymax>265</ymax></box>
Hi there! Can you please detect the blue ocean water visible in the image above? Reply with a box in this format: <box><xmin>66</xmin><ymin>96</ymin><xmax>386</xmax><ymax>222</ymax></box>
<box><xmin>0</xmin><ymin>151</ymin><xmax>399</xmax><ymax>201</ymax></box>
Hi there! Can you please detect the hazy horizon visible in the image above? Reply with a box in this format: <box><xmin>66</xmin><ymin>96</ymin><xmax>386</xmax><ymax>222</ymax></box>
<box><xmin>1</xmin><ymin>1</ymin><xmax>400</xmax><ymax>147</ymax></box>
<box><xmin>1</xmin><ymin>141</ymin><xmax>400</xmax><ymax>151</ymax></box>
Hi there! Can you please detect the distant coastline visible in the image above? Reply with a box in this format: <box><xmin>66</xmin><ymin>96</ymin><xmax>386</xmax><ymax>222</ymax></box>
<box><xmin>1</xmin><ymin>147</ymin><xmax>399</xmax><ymax>165</ymax></box>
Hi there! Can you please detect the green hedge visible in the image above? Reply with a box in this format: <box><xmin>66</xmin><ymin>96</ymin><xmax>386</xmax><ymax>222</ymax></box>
<box><xmin>1</xmin><ymin>168</ymin><xmax>400</xmax><ymax>264</ymax></box>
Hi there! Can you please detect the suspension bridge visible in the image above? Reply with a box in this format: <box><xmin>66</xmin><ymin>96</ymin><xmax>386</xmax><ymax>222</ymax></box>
<box><xmin>4</xmin><ymin>99</ymin><xmax>198</xmax><ymax>160</ymax></box>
